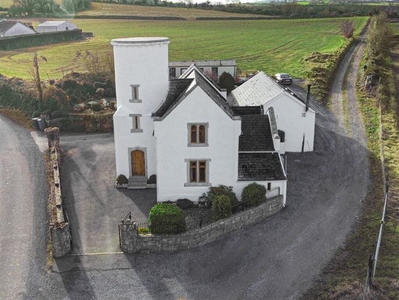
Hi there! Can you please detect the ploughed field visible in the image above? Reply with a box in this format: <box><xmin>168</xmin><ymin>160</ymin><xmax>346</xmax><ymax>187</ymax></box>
<box><xmin>0</xmin><ymin>16</ymin><xmax>368</xmax><ymax>79</ymax></box>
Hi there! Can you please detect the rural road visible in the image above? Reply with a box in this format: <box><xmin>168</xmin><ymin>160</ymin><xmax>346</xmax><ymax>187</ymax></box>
<box><xmin>1</xmin><ymin>36</ymin><xmax>369</xmax><ymax>300</ymax></box>
<box><xmin>0</xmin><ymin>115</ymin><xmax>48</xmax><ymax>300</ymax></box>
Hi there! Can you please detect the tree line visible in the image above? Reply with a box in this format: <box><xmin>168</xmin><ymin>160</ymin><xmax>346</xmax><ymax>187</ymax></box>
<box><xmin>7</xmin><ymin>0</ymin><xmax>91</xmax><ymax>16</ymax></box>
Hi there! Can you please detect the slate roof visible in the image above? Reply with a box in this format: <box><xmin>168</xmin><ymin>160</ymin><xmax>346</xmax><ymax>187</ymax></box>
<box><xmin>152</xmin><ymin>79</ymin><xmax>192</xmax><ymax>117</ymax></box>
<box><xmin>238</xmin><ymin>153</ymin><xmax>286</xmax><ymax>181</ymax></box>
<box><xmin>0</xmin><ymin>20</ymin><xmax>17</xmax><ymax>35</ymax></box>
<box><xmin>239</xmin><ymin>115</ymin><xmax>274</xmax><ymax>152</ymax></box>
<box><xmin>231</xmin><ymin>106</ymin><xmax>262</xmax><ymax>116</ymax></box>
<box><xmin>153</xmin><ymin>69</ymin><xmax>235</xmax><ymax>119</ymax></box>
<box><xmin>169</xmin><ymin>59</ymin><xmax>236</xmax><ymax>68</ymax></box>
<box><xmin>232</xmin><ymin>71</ymin><xmax>310</xmax><ymax>109</ymax></box>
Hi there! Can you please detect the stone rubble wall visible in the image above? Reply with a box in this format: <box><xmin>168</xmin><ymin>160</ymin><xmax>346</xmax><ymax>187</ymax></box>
<box><xmin>119</xmin><ymin>195</ymin><xmax>284</xmax><ymax>253</ymax></box>
<box><xmin>45</xmin><ymin>127</ymin><xmax>72</xmax><ymax>258</ymax></box>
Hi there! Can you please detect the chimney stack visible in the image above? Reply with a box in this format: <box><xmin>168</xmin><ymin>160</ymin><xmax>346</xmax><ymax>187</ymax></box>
<box><xmin>305</xmin><ymin>84</ymin><xmax>311</xmax><ymax>112</ymax></box>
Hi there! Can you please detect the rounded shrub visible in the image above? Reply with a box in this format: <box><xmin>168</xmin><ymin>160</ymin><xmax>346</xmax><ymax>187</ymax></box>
<box><xmin>212</xmin><ymin>195</ymin><xmax>232</xmax><ymax>222</ymax></box>
<box><xmin>116</xmin><ymin>174</ymin><xmax>128</xmax><ymax>185</ymax></box>
<box><xmin>148</xmin><ymin>203</ymin><xmax>186</xmax><ymax>235</ymax></box>
<box><xmin>241</xmin><ymin>183</ymin><xmax>266</xmax><ymax>208</ymax></box>
<box><xmin>207</xmin><ymin>185</ymin><xmax>238</xmax><ymax>207</ymax></box>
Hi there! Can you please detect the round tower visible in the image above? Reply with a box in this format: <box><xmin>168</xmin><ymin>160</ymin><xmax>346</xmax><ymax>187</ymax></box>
<box><xmin>111</xmin><ymin>37</ymin><xmax>170</xmax><ymax>183</ymax></box>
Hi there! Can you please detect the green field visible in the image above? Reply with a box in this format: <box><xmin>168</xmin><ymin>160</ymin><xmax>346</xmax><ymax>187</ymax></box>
<box><xmin>0</xmin><ymin>17</ymin><xmax>368</xmax><ymax>79</ymax></box>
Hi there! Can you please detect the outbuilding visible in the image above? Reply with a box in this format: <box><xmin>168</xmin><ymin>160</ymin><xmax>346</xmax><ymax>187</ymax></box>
<box><xmin>0</xmin><ymin>20</ymin><xmax>36</xmax><ymax>38</ymax></box>
<box><xmin>37</xmin><ymin>21</ymin><xmax>77</xmax><ymax>33</ymax></box>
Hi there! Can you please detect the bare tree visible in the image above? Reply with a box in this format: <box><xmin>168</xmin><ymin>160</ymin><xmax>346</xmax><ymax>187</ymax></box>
<box><xmin>341</xmin><ymin>20</ymin><xmax>355</xmax><ymax>39</ymax></box>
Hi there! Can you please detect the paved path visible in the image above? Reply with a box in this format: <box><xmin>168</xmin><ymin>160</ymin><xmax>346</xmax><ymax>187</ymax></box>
<box><xmin>0</xmin><ymin>116</ymin><xmax>48</xmax><ymax>300</ymax></box>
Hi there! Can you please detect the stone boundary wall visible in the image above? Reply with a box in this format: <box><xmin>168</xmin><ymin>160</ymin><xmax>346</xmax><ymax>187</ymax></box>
<box><xmin>119</xmin><ymin>195</ymin><xmax>284</xmax><ymax>253</ymax></box>
<box><xmin>46</xmin><ymin>128</ymin><xmax>72</xmax><ymax>258</ymax></box>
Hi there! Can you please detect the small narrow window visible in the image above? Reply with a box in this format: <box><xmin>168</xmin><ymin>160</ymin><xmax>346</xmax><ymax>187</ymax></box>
<box><xmin>188</xmin><ymin>123</ymin><xmax>208</xmax><ymax>147</ymax></box>
<box><xmin>267</xmin><ymin>183</ymin><xmax>271</xmax><ymax>190</ymax></box>
<box><xmin>130</xmin><ymin>84</ymin><xmax>141</xmax><ymax>103</ymax></box>
<box><xmin>211</xmin><ymin>67</ymin><xmax>218</xmax><ymax>78</ymax></box>
<box><xmin>199</xmin><ymin>161</ymin><xmax>206</xmax><ymax>182</ymax></box>
<box><xmin>190</xmin><ymin>161</ymin><xmax>197</xmax><ymax>182</ymax></box>
<box><xmin>169</xmin><ymin>68</ymin><xmax>176</xmax><ymax>78</ymax></box>
<box><xmin>130</xmin><ymin>114</ymin><xmax>143</xmax><ymax>133</ymax></box>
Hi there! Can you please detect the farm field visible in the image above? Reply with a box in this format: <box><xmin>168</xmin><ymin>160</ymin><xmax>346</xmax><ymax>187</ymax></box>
<box><xmin>77</xmin><ymin>2</ymin><xmax>269</xmax><ymax>19</ymax></box>
<box><xmin>0</xmin><ymin>17</ymin><xmax>368</xmax><ymax>79</ymax></box>
<box><xmin>0</xmin><ymin>0</ymin><xmax>11</xmax><ymax>8</ymax></box>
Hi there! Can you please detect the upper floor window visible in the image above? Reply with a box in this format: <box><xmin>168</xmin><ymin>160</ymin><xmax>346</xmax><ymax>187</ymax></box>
<box><xmin>130</xmin><ymin>84</ymin><xmax>141</xmax><ymax>103</ymax></box>
<box><xmin>188</xmin><ymin>123</ymin><xmax>208</xmax><ymax>147</ymax></box>
<box><xmin>211</xmin><ymin>67</ymin><xmax>218</xmax><ymax>77</ymax></box>
<box><xmin>130</xmin><ymin>114</ymin><xmax>143</xmax><ymax>133</ymax></box>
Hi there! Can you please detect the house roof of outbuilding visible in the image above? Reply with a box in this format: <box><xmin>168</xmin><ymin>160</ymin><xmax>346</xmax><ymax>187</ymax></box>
<box><xmin>239</xmin><ymin>115</ymin><xmax>274</xmax><ymax>152</ymax></box>
<box><xmin>38</xmin><ymin>21</ymin><xmax>71</xmax><ymax>27</ymax></box>
<box><xmin>232</xmin><ymin>71</ymin><xmax>314</xmax><ymax>111</ymax></box>
<box><xmin>152</xmin><ymin>68</ymin><xmax>236</xmax><ymax>119</ymax></box>
<box><xmin>0</xmin><ymin>20</ymin><xmax>17</xmax><ymax>35</ymax></box>
<box><xmin>231</xmin><ymin>106</ymin><xmax>262</xmax><ymax>116</ymax></box>
<box><xmin>238</xmin><ymin>153</ymin><xmax>286</xmax><ymax>181</ymax></box>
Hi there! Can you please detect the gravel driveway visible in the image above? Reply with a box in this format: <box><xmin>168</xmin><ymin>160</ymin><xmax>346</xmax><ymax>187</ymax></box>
<box><xmin>47</xmin><ymin>39</ymin><xmax>370</xmax><ymax>300</ymax></box>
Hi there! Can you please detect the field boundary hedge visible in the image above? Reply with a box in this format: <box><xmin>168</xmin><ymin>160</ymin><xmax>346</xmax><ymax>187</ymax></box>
<box><xmin>0</xmin><ymin>30</ymin><xmax>83</xmax><ymax>51</ymax></box>
<box><xmin>75</xmin><ymin>15</ymin><xmax>185</xmax><ymax>20</ymax></box>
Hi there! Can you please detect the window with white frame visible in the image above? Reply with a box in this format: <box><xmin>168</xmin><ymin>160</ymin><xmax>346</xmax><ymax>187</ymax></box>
<box><xmin>130</xmin><ymin>84</ymin><xmax>141</xmax><ymax>103</ymax></box>
<box><xmin>188</xmin><ymin>123</ymin><xmax>208</xmax><ymax>146</ymax></box>
<box><xmin>130</xmin><ymin>114</ymin><xmax>143</xmax><ymax>133</ymax></box>
<box><xmin>184</xmin><ymin>159</ymin><xmax>210</xmax><ymax>186</ymax></box>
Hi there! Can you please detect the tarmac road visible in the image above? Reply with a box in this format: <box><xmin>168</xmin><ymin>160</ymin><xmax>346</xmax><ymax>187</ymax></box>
<box><xmin>0</xmin><ymin>116</ymin><xmax>48</xmax><ymax>300</ymax></box>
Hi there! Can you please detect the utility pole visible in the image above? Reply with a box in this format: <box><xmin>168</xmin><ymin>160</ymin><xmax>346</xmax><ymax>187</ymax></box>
<box><xmin>33</xmin><ymin>52</ymin><xmax>43</xmax><ymax>110</ymax></box>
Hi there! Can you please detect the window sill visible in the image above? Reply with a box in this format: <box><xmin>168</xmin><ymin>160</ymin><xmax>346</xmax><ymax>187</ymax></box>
<box><xmin>184</xmin><ymin>182</ymin><xmax>211</xmax><ymax>187</ymax></box>
<box><xmin>130</xmin><ymin>129</ymin><xmax>143</xmax><ymax>133</ymax></box>
<box><xmin>188</xmin><ymin>143</ymin><xmax>209</xmax><ymax>147</ymax></box>
<box><xmin>129</xmin><ymin>99</ymin><xmax>142</xmax><ymax>103</ymax></box>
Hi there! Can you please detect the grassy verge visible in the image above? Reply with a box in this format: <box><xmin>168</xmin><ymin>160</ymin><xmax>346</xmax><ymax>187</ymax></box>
<box><xmin>302</xmin><ymin>33</ymin><xmax>399</xmax><ymax>300</ymax></box>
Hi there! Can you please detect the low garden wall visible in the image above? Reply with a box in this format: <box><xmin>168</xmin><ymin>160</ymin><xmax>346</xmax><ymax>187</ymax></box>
<box><xmin>45</xmin><ymin>127</ymin><xmax>72</xmax><ymax>258</ymax></box>
<box><xmin>119</xmin><ymin>195</ymin><xmax>284</xmax><ymax>253</ymax></box>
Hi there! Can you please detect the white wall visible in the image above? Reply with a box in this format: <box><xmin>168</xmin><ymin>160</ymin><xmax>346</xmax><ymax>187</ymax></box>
<box><xmin>112</xmin><ymin>37</ymin><xmax>170</xmax><ymax>178</ymax></box>
<box><xmin>235</xmin><ymin>180</ymin><xmax>287</xmax><ymax>206</ymax></box>
<box><xmin>154</xmin><ymin>86</ymin><xmax>241</xmax><ymax>202</ymax></box>
<box><xmin>3</xmin><ymin>22</ymin><xmax>35</xmax><ymax>37</ymax></box>
<box><xmin>265</xmin><ymin>94</ymin><xmax>315</xmax><ymax>152</ymax></box>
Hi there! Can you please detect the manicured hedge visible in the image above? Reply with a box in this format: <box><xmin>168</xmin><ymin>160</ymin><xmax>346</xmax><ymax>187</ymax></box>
<box><xmin>148</xmin><ymin>203</ymin><xmax>186</xmax><ymax>235</ymax></box>
<box><xmin>241</xmin><ymin>182</ymin><xmax>266</xmax><ymax>208</ymax></box>
<box><xmin>212</xmin><ymin>195</ymin><xmax>232</xmax><ymax>221</ymax></box>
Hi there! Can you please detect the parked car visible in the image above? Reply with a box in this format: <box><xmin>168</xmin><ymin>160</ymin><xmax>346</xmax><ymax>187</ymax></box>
<box><xmin>275</xmin><ymin>73</ymin><xmax>293</xmax><ymax>85</ymax></box>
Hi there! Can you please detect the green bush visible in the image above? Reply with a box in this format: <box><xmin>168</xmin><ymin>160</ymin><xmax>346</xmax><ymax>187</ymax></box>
<box><xmin>242</xmin><ymin>183</ymin><xmax>266</xmax><ymax>208</ymax></box>
<box><xmin>91</xmin><ymin>103</ymin><xmax>102</xmax><ymax>112</ymax></box>
<box><xmin>137</xmin><ymin>227</ymin><xmax>150</xmax><ymax>235</ymax></box>
<box><xmin>207</xmin><ymin>185</ymin><xmax>238</xmax><ymax>207</ymax></box>
<box><xmin>212</xmin><ymin>195</ymin><xmax>232</xmax><ymax>221</ymax></box>
<box><xmin>116</xmin><ymin>174</ymin><xmax>128</xmax><ymax>185</ymax></box>
<box><xmin>148</xmin><ymin>203</ymin><xmax>186</xmax><ymax>235</ymax></box>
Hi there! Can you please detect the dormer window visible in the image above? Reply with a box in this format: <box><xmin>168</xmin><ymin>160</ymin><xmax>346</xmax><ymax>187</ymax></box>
<box><xmin>188</xmin><ymin>123</ymin><xmax>208</xmax><ymax>147</ymax></box>
<box><xmin>130</xmin><ymin>84</ymin><xmax>141</xmax><ymax>103</ymax></box>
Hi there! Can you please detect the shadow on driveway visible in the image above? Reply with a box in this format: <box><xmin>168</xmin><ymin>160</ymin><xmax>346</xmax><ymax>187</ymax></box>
<box><xmin>59</xmin><ymin>133</ymin><xmax>156</xmax><ymax>255</ymax></box>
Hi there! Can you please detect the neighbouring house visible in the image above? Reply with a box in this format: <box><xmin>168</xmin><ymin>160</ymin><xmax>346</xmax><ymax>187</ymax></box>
<box><xmin>0</xmin><ymin>20</ymin><xmax>36</xmax><ymax>38</ymax></box>
<box><xmin>37</xmin><ymin>21</ymin><xmax>77</xmax><ymax>33</ymax></box>
<box><xmin>111</xmin><ymin>37</ymin><xmax>287</xmax><ymax>205</ymax></box>
<box><xmin>231</xmin><ymin>71</ymin><xmax>316</xmax><ymax>152</ymax></box>
<box><xmin>169</xmin><ymin>59</ymin><xmax>236</xmax><ymax>82</ymax></box>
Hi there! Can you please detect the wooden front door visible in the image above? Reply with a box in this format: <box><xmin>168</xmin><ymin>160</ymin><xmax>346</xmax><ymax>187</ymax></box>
<box><xmin>131</xmin><ymin>150</ymin><xmax>145</xmax><ymax>176</ymax></box>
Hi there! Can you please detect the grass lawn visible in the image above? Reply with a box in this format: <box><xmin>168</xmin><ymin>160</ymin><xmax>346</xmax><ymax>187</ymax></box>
<box><xmin>0</xmin><ymin>17</ymin><xmax>368</xmax><ymax>79</ymax></box>
<box><xmin>0</xmin><ymin>0</ymin><xmax>11</xmax><ymax>8</ymax></box>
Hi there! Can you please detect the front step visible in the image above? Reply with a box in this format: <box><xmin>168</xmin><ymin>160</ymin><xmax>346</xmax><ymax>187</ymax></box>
<box><xmin>128</xmin><ymin>176</ymin><xmax>147</xmax><ymax>189</ymax></box>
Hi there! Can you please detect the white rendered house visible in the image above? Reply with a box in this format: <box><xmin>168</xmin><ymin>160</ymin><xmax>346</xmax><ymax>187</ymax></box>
<box><xmin>0</xmin><ymin>20</ymin><xmax>36</xmax><ymax>37</ymax></box>
<box><xmin>111</xmin><ymin>37</ymin><xmax>287</xmax><ymax>205</ymax></box>
<box><xmin>231</xmin><ymin>71</ymin><xmax>316</xmax><ymax>152</ymax></box>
